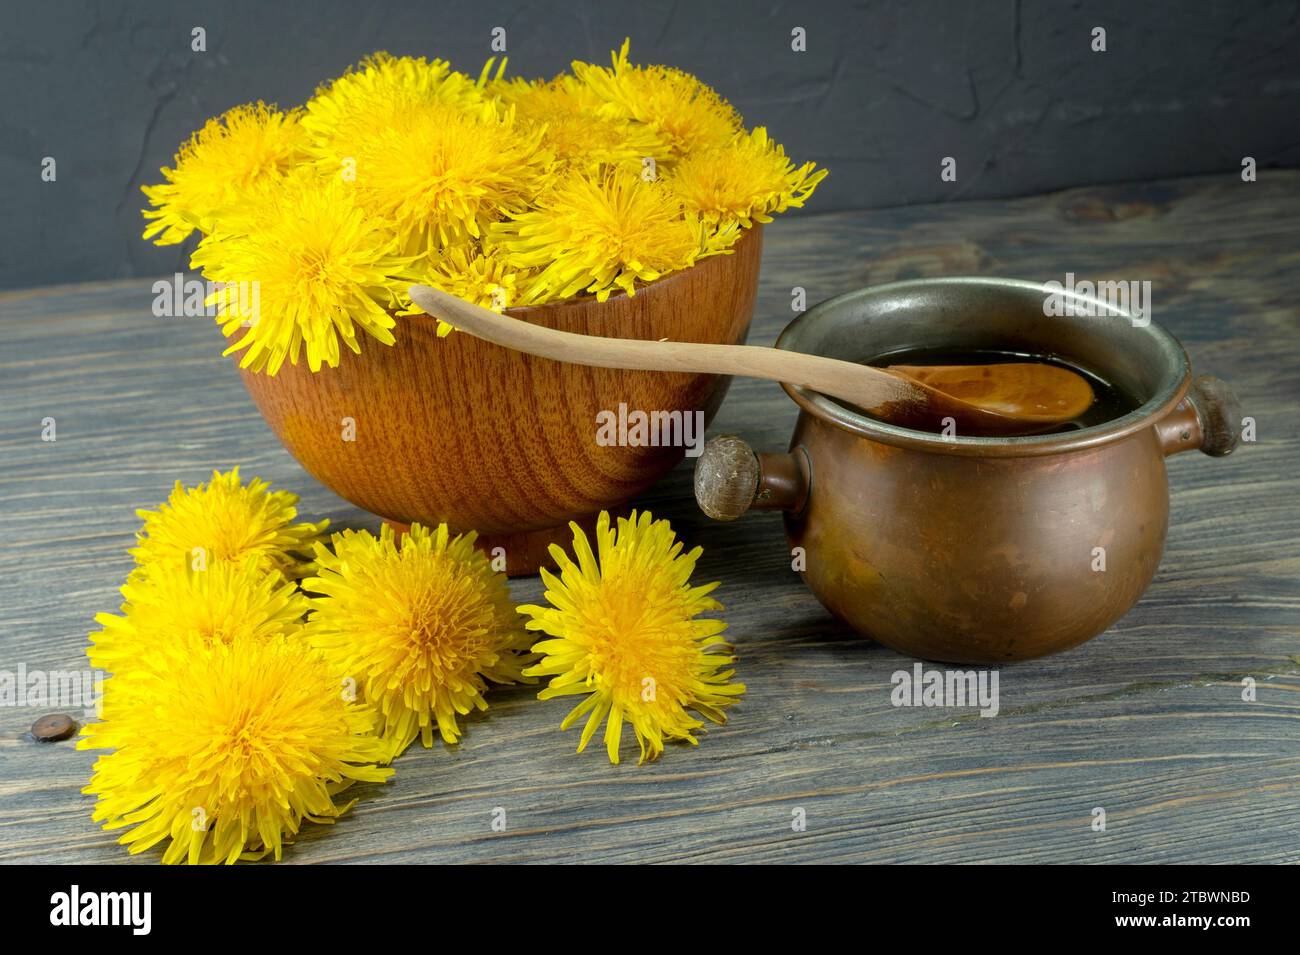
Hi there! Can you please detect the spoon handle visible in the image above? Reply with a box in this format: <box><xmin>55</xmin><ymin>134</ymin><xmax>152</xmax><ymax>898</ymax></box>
<box><xmin>407</xmin><ymin>285</ymin><xmax>924</xmax><ymax>415</ymax></box>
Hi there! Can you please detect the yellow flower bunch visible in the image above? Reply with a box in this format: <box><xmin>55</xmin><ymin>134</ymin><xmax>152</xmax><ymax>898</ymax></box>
<box><xmin>83</xmin><ymin>474</ymin><xmax>745</xmax><ymax>861</ymax></box>
<box><xmin>83</xmin><ymin>472</ymin><xmax>554</xmax><ymax>862</ymax></box>
<box><xmin>141</xmin><ymin>41</ymin><xmax>826</xmax><ymax>373</ymax></box>
<box><xmin>83</xmin><ymin>470</ymin><xmax>392</xmax><ymax>864</ymax></box>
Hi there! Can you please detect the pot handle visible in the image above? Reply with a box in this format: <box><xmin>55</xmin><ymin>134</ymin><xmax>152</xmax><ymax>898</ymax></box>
<box><xmin>694</xmin><ymin>435</ymin><xmax>810</xmax><ymax>520</ymax></box>
<box><xmin>1156</xmin><ymin>375</ymin><xmax>1243</xmax><ymax>457</ymax></box>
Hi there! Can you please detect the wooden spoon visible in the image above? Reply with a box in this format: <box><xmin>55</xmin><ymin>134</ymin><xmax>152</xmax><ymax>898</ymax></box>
<box><xmin>407</xmin><ymin>286</ymin><xmax>1095</xmax><ymax>434</ymax></box>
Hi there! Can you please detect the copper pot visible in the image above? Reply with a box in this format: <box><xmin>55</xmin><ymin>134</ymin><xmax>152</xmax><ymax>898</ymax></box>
<box><xmin>694</xmin><ymin>278</ymin><xmax>1242</xmax><ymax>663</ymax></box>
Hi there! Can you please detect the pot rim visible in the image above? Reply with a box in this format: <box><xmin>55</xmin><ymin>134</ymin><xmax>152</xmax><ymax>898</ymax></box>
<box><xmin>776</xmin><ymin>276</ymin><xmax>1192</xmax><ymax>458</ymax></box>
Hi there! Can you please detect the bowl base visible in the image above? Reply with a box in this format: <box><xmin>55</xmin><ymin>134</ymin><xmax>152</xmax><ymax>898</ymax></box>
<box><xmin>381</xmin><ymin>514</ymin><xmax>604</xmax><ymax>577</ymax></box>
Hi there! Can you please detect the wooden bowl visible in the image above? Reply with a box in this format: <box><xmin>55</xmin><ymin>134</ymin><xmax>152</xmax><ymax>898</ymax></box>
<box><xmin>240</xmin><ymin>225</ymin><xmax>763</xmax><ymax>574</ymax></box>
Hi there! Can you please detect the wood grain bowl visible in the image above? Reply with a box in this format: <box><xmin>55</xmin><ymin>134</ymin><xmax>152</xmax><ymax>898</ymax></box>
<box><xmin>239</xmin><ymin>226</ymin><xmax>764</xmax><ymax>575</ymax></box>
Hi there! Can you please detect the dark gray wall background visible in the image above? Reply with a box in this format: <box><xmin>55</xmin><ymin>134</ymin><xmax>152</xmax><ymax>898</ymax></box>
<box><xmin>4</xmin><ymin>0</ymin><xmax>1298</xmax><ymax>290</ymax></box>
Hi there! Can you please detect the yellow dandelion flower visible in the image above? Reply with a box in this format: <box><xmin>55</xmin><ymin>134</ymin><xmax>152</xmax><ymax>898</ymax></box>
<box><xmin>494</xmin><ymin>168</ymin><xmax>703</xmax><ymax>303</ymax></box>
<box><xmin>305</xmin><ymin>523</ymin><xmax>533</xmax><ymax>763</ymax></box>
<box><xmin>496</xmin><ymin>74</ymin><xmax>668</xmax><ymax>173</ymax></box>
<box><xmin>669</xmin><ymin>127</ymin><xmax>828</xmax><ymax>228</ymax></box>
<box><xmin>519</xmin><ymin>511</ymin><xmax>745</xmax><ymax>765</ymax></box>
<box><xmin>302</xmin><ymin>52</ymin><xmax>491</xmax><ymax>166</ymax></box>
<box><xmin>346</xmin><ymin>99</ymin><xmax>551</xmax><ymax>252</ymax></box>
<box><xmin>130</xmin><ymin>468</ymin><xmax>327</xmax><ymax>581</ymax></box>
<box><xmin>80</xmin><ymin>635</ymin><xmax>391</xmax><ymax>864</ymax></box>
<box><xmin>398</xmin><ymin>243</ymin><xmax>525</xmax><ymax>332</ymax></box>
<box><xmin>189</xmin><ymin>173</ymin><xmax>417</xmax><ymax>374</ymax></box>
<box><xmin>573</xmin><ymin>40</ymin><xmax>742</xmax><ymax>156</ymax></box>
<box><xmin>89</xmin><ymin>557</ymin><xmax>308</xmax><ymax>679</ymax></box>
<box><xmin>141</xmin><ymin>102</ymin><xmax>307</xmax><ymax>245</ymax></box>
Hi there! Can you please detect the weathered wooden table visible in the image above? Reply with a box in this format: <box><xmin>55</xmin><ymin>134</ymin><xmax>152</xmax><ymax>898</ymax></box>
<box><xmin>2</xmin><ymin>173</ymin><xmax>1296</xmax><ymax>864</ymax></box>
